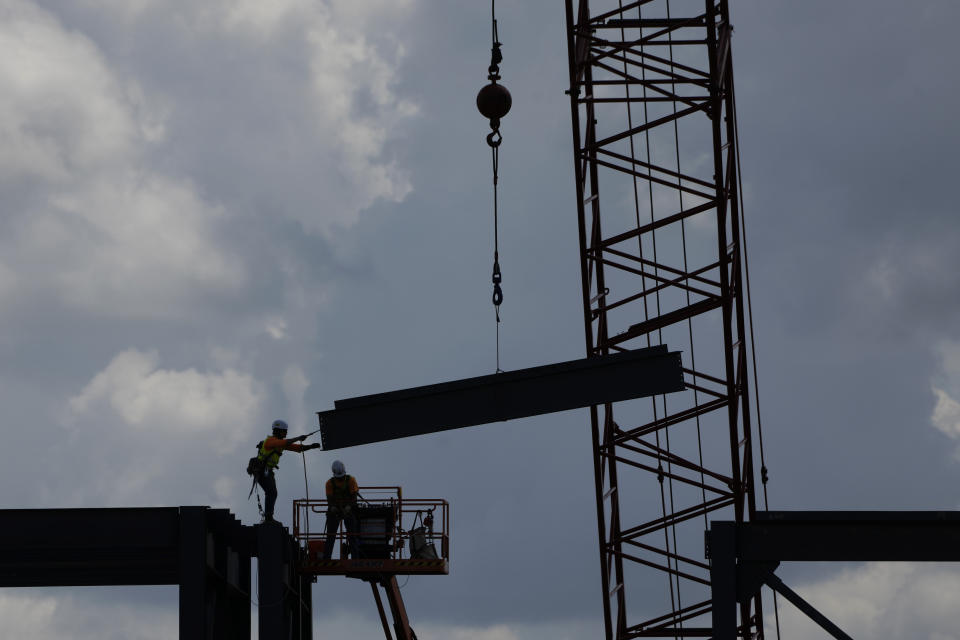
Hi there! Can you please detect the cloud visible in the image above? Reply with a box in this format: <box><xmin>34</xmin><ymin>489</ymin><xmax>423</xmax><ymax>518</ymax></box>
<box><xmin>931</xmin><ymin>340</ymin><xmax>960</xmax><ymax>443</ymax></box>
<box><xmin>932</xmin><ymin>388</ymin><xmax>960</xmax><ymax>440</ymax></box>
<box><xmin>65</xmin><ymin>0</ymin><xmax>419</xmax><ymax>234</ymax></box>
<box><xmin>63</xmin><ymin>348</ymin><xmax>264</xmax><ymax>504</ymax></box>
<box><xmin>865</xmin><ymin>227</ymin><xmax>960</xmax><ymax>311</ymax></box>
<box><xmin>281</xmin><ymin>364</ymin><xmax>310</xmax><ymax>428</ymax></box>
<box><xmin>0</xmin><ymin>1</ymin><xmax>138</xmax><ymax>182</ymax></box>
<box><xmin>311</xmin><ymin>611</ymin><xmax>598</xmax><ymax>640</ymax></box>
<box><xmin>0</xmin><ymin>0</ymin><xmax>242</xmax><ymax>318</ymax></box>
<box><xmin>766</xmin><ymin>563</ymin><xmax>960</xmax><ymax>639</ymax></box>
<box><xmin>0</xmin><ymin>590</ymin><xmax>176</xmax><ymax>640</ymax></box>
<box><xmin>68</xmin><ymin>349</ymin><xmax>262</xmax><ymax>449</ymax></box>
<box><xmin>0</xmin><ymin>589</ymin><xmax>595</xmax><ymax>640</ymax></box>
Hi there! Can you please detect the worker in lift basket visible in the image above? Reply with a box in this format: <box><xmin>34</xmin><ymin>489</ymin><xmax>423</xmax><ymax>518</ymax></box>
<box><xmin>323</xmin><ymin>460</ymin><xmax>362</xmax><ymax>559</ymax></box>
<box><xmin>256</xmin><ymin>419</ymin><xmax>320</xmax><ymax>523</ymax></box>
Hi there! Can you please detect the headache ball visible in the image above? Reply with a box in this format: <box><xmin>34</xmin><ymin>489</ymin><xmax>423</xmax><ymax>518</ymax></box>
<box><xmin>476</xmin><ymin>82</ymin><xmax>512</xmax><ymax>121</ymax></box>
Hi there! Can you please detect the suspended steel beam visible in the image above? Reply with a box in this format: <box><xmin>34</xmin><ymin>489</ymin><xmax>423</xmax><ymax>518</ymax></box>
<box><xmin>317</xmin><ymin>345</ymin><xmax>684</xmax><ymax>450</ymax></box>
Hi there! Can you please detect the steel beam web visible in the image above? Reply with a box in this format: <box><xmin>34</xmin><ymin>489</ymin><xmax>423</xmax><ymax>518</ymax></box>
<box><xmin>564</xmin><ymin>1</ymin><xmax>763</xmax><ymax>638</ymax></box>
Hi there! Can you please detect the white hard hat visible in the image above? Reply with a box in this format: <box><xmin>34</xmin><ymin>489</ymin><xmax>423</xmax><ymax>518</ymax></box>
<box><xmin>332</xmin><ymin>460</ymin><xmax>346</xmax><ymax>478</ymax></box>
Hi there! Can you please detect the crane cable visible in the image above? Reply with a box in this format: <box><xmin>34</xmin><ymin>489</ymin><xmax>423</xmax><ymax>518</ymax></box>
<box><xmin>489</xmin><ymin>2</ymin><xmax>504</xmax><ymax>373</ymax></box>
<box><xmin>730</xmin><ymin>53</ymin><xmax>781</xmax><ymax>640</ymax></box>
<box><xmin>477</xmin><ymin>0</ymin><xmax>511</xmax><ymax>373</ymax></box>
<box><xmin>492</xmin><ymin>125</ymin><xmax>503</xmax><ymax>372</ymax></box>
<box><xmin>302</xmin><ymin>449</ymin><xmax>311</xmax><ymax>542</ymax></box>
<box><xmin>618</xmin><ymin>0</ymin><xmax>681</xmax><ymax>621</ymax></box>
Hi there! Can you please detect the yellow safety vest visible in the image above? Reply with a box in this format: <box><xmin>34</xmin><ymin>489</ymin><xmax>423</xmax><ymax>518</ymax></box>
<box><xmin>258</xmin><ymin>437</ymin><xmax>283</xmax><ymax>470</ymax></box>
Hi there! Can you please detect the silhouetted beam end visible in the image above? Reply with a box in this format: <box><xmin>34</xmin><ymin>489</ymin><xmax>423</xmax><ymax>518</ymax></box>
<box><xmin>317</xmin><ymin>346</ymin><xmax>684</xmax><ymax>450</ymax></box>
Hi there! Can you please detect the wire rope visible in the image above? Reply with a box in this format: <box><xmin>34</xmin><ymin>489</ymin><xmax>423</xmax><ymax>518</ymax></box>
<box><xmin>492</xmin><ymin>142</ymin><xmax>503</xmax><ymax>373</ymax></box>
<box><xmin>658</xmin><ymin>1</ymin><xmax>705</xmax><ymax>631</ymax></box>
<box><xmin>660</xmin><ymin>0</ymin><xmax>711</xmax><ymax>534</ymax></box>
<box><xmin>730</xmin><ymin>50</ymin><xmax>781</xmax><ymax>640</ymax></box>
<box><xmin>485</xmin><ymin>0</ymin><xmax>505</xmax><ymax>373</ymax></box>
<box><xmin>616</xmin><ymin>1</ymin><xmax>681</xmax><ymax>630</ymax></box>
<box><xmin>302</xmin><ymin>450</ymin><xmax>311</xmax><ymax>542</ymax></box>
<box><xmin>637</xmin><ymin>6</ymin><xmax>685</xmax><ymax>631</ymax></box>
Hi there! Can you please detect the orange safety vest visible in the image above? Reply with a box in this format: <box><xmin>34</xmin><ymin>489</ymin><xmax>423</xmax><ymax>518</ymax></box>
<box><xmin>329</xmin><ymin>475</ymin><xmax>357</xmax><ymax>507</ymax></box>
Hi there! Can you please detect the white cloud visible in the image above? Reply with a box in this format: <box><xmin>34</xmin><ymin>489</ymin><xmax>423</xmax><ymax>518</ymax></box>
<box><xmin>931</xmin><ymin>340</ymin><xmax>960</xmax><ymax>443</ymax></box>
<box><xmin>121</xmin><ymin>0</ymin><xmax>418</xmax><ymax>232</ymax></box>
<box><xmin>0</xmin><ymin>590</ymin><xmax>593</xmax><ymax>640</ymax></box>
<box><xmin>312</xmin><ymin>611</ymin><xmax>598</xmax><ymax>640</ymax></box>
<box><xmin>266</xmin><ymin>316</ymin><xmax>288</xmax><ymax>340</ymax></box>
<box><xmin>0</xmin><ymin>0</ymin><xmax>242</xmax><ymax>318</ymax></box>
<box><xmin>222</xmin><ymin>0</ymin><xmax>313</xmax><ymax>35</ymax></box>
<box><xmin>68</xmin><ymin>349</ymin><xmax>262</xmax><ymax>449</ymax></box>
<box><xmin>63</xmin><ymin>348</ymin><xmax>264</xmax><ymax>505</ymax></box>
<box><xmin>0</xmin><ymin>590</ymin><xmax>177</xmax><ymax>640</ymax></box>
<box><xmin>281</xmin><ymin>364</ymin><xmax>310</xmax><ymax>429</ymax></box>
<box><xmin>932</xmin><ymin>388</ymin><xmax>960</xmax><ymax>439</ymax></box>
<box><xmin>33</xmin><ymin>173</ymin><xmax>241</xmax><ymax>314</ymax></box>
<box><xmin>0</xmin><ymin>591</ymin><xmax>58</xmax><ymax>637</ymax></box>
<box><xmin>766</xmin><ymin>563</ymin><xmax>960</xmax><ymax>639</ymax></box>
<box><xmin>0</xmin><ymin>1</ymin><xmax>136</xmax><ymax>183</ymax></box>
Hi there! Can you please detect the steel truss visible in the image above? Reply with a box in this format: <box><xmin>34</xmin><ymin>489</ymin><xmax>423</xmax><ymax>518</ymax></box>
<box><xmin>564</xmin><ymin>1</ymin><xmax>763</xmax><ymax>637</ymax></box>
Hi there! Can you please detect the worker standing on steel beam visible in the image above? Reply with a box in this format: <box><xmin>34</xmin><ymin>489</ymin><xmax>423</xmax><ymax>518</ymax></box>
<box><xmin>255</xmin><ymin>419</ymin><xmax>320</xmax><ymax>523</ymax></box>
<box><xmin>323</xmin><ymin>460</ymin><xmax>361</xmax><ymax>559</ymax></box>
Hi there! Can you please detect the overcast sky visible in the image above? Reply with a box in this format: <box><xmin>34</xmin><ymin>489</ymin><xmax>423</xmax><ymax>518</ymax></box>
<box><xmin>2</xmin><ymin>0</ymin><xmax>959</xmax><ymax>638</ymax></box>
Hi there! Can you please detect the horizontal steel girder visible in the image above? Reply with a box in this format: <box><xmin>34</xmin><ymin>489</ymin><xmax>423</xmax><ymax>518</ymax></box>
<box><xmin>728</xmin><ymin>510</ymin><xmax>960</xmax><ymax>562</ymax></box>
<box><xmin>318</xmin><ymin>346</ymin><xmax>684</xmax><ymax>450</ymax></box>
<box><xmin>0</xmin><ymin>507</ymin><xmax>183</xmax><ymax>586</ymax></box>
<box><xmin>709</xmin><ymin>511</ymin><xmax>960</xmax><ymax>640</ymax></box>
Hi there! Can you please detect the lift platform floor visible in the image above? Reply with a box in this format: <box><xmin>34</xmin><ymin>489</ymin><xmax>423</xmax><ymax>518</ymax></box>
<box><xmin>301</xmin><ymin>557</ymin><xmax>448</xmax><ymax>576</ymax></box>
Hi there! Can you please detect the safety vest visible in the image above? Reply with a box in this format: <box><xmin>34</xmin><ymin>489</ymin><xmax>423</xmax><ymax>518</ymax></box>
<box><xmin>258</xmin><ymin>437</ymin><xmax>283</xmax><ymax>470</ymax></box>
<box><xmin>329</xmin><ymin>475</ymin><xmax>356</xmax><ymax>507</ymax></box>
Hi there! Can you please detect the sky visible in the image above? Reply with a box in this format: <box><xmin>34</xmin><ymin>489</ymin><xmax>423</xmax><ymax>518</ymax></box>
<box><xmin>1</xmin><ymin>0</ymin><xmax>959</xmax><ymax>638</ymax></box>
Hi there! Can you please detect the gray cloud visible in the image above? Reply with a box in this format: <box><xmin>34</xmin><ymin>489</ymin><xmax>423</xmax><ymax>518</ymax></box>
<box><xmin>4</xmin><ymin>0</ymin><xmax>960</xmax><ymax>636</ymax></box>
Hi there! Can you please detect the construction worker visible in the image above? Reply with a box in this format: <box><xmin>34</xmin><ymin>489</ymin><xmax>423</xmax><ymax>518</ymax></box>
<box><xmin>256</xmin><ymin>419</ymin><xmax>320</xmax><ymax>523</ymax></box>
<box><xmin>323</xmin><ymin>459</ymin><xmax>361</xmax><ymax>559</ymax></box>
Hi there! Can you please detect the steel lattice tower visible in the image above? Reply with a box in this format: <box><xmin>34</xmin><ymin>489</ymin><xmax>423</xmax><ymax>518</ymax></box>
<box><xmin>564</xmin><ymin>1</ymin><xmax>764</xmax><ymax>637</ymax></box>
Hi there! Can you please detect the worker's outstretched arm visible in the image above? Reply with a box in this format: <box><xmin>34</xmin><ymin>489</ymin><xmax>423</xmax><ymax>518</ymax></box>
<box><xmin>263</xmin><ymin>436</ymin><xmax>320</xmax><ymax>453</ymax></box>
<box><xmin>285</xmin><ymin>441</ymin><xmax>320</xmax><ymax>452</ymax></box>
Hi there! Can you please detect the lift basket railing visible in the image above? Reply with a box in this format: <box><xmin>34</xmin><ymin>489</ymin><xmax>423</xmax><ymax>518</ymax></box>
<box><xmin>293</xmin><ymin>487</ymin><xmax>449</xmax><ymax>569</ymax></box>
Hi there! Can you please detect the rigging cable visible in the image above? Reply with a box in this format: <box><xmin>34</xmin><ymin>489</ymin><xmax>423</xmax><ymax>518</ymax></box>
<box><xmin>657</xmin><ymin>12</ymin><xmax>712</xmax><ymax>617</ymax></box>
<box><xmin>302</xmin><ymin>449</ymin><xmax>311</xmax><ymax>542</ymax></box>
<box><xmin>661</xmin><ymin>1</ymin><xmax>698</xmax><ymax>630</ymax></box>
<box><xmin>616</xmin><ymin>0</ymin><xmax>681</xmax><ymax>625</ymax></box>
<box><xmin>477</xmin><ymin>0</ymin><xmax>511</xmax><ymax>373</ymax></box>
<box><xmin>730</xmin><ymin>49</ymin><xmax>781</xmax><ymax>640</ymax></box>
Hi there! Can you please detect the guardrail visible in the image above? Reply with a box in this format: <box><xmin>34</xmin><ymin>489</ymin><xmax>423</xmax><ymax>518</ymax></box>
<box><xmin>292</xmin><ymin>487</ymin><xmax>449</xmax><ymax>575</ymax></box>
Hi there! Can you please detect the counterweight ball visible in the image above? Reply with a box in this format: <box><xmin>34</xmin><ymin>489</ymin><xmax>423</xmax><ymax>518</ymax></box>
<box><xmin>476</xmin><ymin>82</ymin><xmax>512</xmax><ymax>121</ymax></box>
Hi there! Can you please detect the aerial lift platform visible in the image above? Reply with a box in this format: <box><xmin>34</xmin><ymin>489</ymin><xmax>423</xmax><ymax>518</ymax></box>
<box><xmin>292</xmin><ymin>487</ymin><xmax>449</xmax><ymax>640</ymax></box>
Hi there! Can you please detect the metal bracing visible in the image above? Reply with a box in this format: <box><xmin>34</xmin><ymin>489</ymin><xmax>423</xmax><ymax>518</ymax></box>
<box><xmin>564</xmin><ymin>1</ymin><xmax>763</xmax><ymax>637</ymax></box>
<box><xmin>708</xmin><ymin>512</ymin><xmax>960</xmax><ymax>640</ymax></box>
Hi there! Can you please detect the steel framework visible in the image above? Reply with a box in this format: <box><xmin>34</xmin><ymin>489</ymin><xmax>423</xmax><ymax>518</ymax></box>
<box><xmin>0</xmin><ymin>507</ymin><xmax>311</xmax><ymax>640</ymax></box>
<box><xmin>564</xmin><ymin>1</ymin><xmax>763</xmax><ymax>637</ymax></box>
